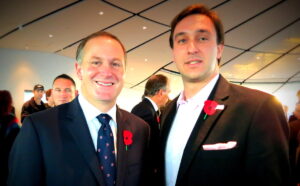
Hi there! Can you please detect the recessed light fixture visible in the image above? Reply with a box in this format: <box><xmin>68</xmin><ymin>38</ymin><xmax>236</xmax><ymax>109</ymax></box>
<box><xmin>142</xmin><ymin>26</ymin><xmax>147</xmax><ymax>30</ymax></box>
<box><xmin>49</xmin><ymin>34</ymin><xmax>53</xmax><ymax>38</ymax></box>
<box><xmin>256</xmin><ymin>56</ymin><xmax>261</xmax><ymax>60</ymax></box>
<box><xmin>99</xmin><ymin>11</ymin><xmax>104</xmax><ymax>15</ymax></box>
<box><xmin>144</xmin><ymin>58</ymin><xmax>148</xmax><ymax>62</ymax></box>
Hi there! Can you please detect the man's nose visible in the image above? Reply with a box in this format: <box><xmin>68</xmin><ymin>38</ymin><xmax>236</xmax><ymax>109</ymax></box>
<box><xmin>99</xmin><ymin>63</ymin><xmax>113</xmax><ymax>76</ymax></box>
<box><xmin>187</xmin><ymin>41</ymin><xmax>199</xmax><ymax>55</ymax></box>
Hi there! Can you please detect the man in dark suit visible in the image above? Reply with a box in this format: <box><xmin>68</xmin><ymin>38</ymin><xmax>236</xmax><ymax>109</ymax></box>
<box><xmin>8</xmin><ymin>31</ymin><xmax>150</xmax><ymax>186</ymax></box>
<box><xmin>131</xmin><ymin>74</ymin><xmax>170</xmax><ymax>184</ymax></box>
<box><xmin>161</xmin><ymin>4</ymin><xmax>290</xmax><ymax>186</ymax></box>
<box><xmin>289</xmin><ymin>103</ymin><xmax>300</xmax><ymax>185</ymax></box>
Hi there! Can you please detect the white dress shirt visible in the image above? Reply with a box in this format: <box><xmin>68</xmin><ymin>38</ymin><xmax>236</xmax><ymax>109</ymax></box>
<box><xmin>78</xmin><ymin>95</ymin><xmax>118</xmax><ymax>155</ymax></box>
<box><xmin>165</xmin><ymin>74</ymin><xmax>219</xmax><ymax>186</ymax></box>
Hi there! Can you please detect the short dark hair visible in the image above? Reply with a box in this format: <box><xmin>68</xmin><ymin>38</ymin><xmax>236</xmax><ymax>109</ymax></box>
<box><xmin>0</xmin><ymin>90</ymin><xmax>13</xmax><ymax>114</ymax></box>
<box><xmin>53</xmin><ymin>74</ymin><xmax>76</xmax><ymax>88</ymax></box>
<box><xmin>144</xmin><ymin>74</ymin><xmax>168</xmax><ymax>97</ymax></box>
<box><xmin>76</xmin><ymin>31</ymin><xmax>126</xmax><ymax>64</ymax></box>
<box><xmin>169</xmin><ymin>4</ymin><xmax>224</xmax><ymax>48</ymax></box>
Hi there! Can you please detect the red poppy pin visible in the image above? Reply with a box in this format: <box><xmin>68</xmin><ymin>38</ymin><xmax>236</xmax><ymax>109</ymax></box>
<box><xmin>123</xmin><ymin>130</ymin><xmax>133</xmax><ymax>151</ymax></box>
<box><xmin>203</xmin><ymin>100</ymin><xmax>224</xmax><ymax>120</ymax></box>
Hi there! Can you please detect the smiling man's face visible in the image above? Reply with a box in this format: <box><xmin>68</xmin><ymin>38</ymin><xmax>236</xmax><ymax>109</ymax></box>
<box><xmin>172</xmin><ymin>14</ymin><xmax>223</xmax><ymax>83</ymax></box>
<box><xmin>76</xmin><ymin>35</ymin><xmax>125</xmax><ymax>108</ymax></box>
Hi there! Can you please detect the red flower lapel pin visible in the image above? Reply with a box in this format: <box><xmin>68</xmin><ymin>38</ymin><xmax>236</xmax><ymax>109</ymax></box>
<box><xmin>123</xmin><ymin>130</ymin><xmax>133</xmax><ymax>151</ymax></box>
<box><xmin>203</xmin><ymin>100</ymin><xmax>224</xmax><ymax>120</ymax></box>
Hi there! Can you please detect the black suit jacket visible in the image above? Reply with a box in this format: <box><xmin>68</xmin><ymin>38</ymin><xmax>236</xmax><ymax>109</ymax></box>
<box><xmin>289</xmin><ymin>119</ymin><xmax>300</xmax><ymax>184</ymax></box>
<box><xmin>131</xmin><ymin>98</ymin><xmax>161</xmax><ymax>183</ymax></box>
<box><xmin>8</xmin><ymin>97</ymin><xmax>150</xmax><ymax>186</ymax></box>
<box><xmin>131</xmin><ymin>98</ymin><xmax>160</xmax><ymax>150</ymax></box>
<box><xmin>161</xmin><ymin>75</ymin><xmax>290</xmax><ymax>186</ymax></box>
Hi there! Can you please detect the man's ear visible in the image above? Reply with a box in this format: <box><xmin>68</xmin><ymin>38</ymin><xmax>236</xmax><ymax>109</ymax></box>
<box><xmin>217</xmin><ymin>44</ymin><xmax>224</xmax><ymax>62</ymax></box>
<box><xmin>75</xmin><ymin>62</ymin><xmax>83</xmax><ymax>80</ymax></box>
<box><xmin>158</xmin><ymin>89</ymin><xmax>164</xmax><ymax>96</ymax></box>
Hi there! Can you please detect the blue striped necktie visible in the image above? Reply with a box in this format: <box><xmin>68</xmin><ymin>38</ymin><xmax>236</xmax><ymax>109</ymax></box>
<box><xmin>97</xmin><ymin>114</ymin><xmax>116</xmax><ymax>186</ymax></box>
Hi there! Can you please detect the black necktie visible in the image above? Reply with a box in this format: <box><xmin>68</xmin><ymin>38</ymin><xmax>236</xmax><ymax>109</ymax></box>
<box><xmin>97</xmin><ymin>114</ymin><xmax>116</xmax><ymax>186</ymax></box>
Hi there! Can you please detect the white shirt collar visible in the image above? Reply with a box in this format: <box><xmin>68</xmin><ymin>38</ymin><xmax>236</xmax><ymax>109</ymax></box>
<box><xmin>78</xmin><ymin>94</ymin><xmax>117</xmax><ymax>122</ymax></box>
<box><xmin>177</xmin><ymin>74</ymin><xmax>220</xmax><ymax>107</ymax></box>
<box><xmin>145</xmin><ymin>97</ymin><xmax>159</xmax><ymax>112</ymax></box>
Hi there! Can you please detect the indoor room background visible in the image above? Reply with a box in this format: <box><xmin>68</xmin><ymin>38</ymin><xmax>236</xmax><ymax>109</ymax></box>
<box><xmin>0</xmin><ymin>0</ymin><xmax>299</xmax><ymax>122</ymax></box>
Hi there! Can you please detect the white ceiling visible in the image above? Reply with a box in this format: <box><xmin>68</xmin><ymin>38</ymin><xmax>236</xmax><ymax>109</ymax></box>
<box><xmin>0</xmin><ymin>0</ymin><xmax>299</xmax><ymax>95</ymax></box>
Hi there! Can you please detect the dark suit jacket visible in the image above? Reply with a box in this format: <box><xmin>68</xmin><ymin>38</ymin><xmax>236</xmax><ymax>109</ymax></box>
<box><xmin>131</xmin><ymin>98</ymin><xmax>160</xmax><ymax>152</ymax></box>
<box><xmin>8</xmin><ymin>98</ymin><xmax>150</xmax><ymax>186</ymax></box>
<box><xmin>131</xmin><ymin>98</ymin><xmax>161</xmax><ymax>183</ymax></box>
<box><xmin>289</xmin><ymin>119</ymin><xmax>300</xmax><ymax>184</ymax></box>
<box><xmin>161</xmin><ymin>75</ymin><xmax>290</xmax><ymax>186</ymax></box>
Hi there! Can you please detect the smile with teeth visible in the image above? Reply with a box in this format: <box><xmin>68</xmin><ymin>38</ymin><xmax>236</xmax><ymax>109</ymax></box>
<box><xmin>187</xmin><ymin>60</ymin><xmax>202</xmax><ymax>64</ymax></box>
<box><xmin>96</xmin><ymin>81</ymin><xmax>114</xmax><ymax>86</ymax></box>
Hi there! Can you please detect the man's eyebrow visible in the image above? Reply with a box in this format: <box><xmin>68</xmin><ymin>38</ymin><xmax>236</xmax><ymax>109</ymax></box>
<box><xmin>195</xmin><ymin>29</ymin><xmax>209</xmax><ymax>34</ymax></box>
<box><xmin>174</xmin><ymin>32</ymin><xmax>186</xmax><ymax>40</ymax></box>
<box><xmin>90</xmin><ymin>56</ymin><xmax>102</xmax><ymax>60</ymax></box>
<box><xmin>174</xmin><ymin>29</ymin><xmax>210</xmax><ymax>40</ymax></box>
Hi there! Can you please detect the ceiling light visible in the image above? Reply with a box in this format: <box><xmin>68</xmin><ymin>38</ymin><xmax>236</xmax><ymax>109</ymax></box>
<box><xmin>142</xmin><ymin>26</ymin><xmax>147</xmax><ymax>30</ymax></box>
<box><xmin>144</xmin><ymin>58</ymin><xmax>148</xmax><ymax>62</ymax></box>
<box><xmin>49</xmin><ymin>34</ymin><xmax>53</xmax><ymax>38</ymax></box>
<box><xmin>99</xmin><ymin>11</ymin><xmax>104</xmax><ymax>15</ymax></box>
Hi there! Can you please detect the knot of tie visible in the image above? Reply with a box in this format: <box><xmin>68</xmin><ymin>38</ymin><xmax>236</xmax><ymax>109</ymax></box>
<box><xmin>97</xmin><ymin>114</ymin><xmax>112</xmax><ymax>128</ymax></box>
<box><xmin>156</xmin><ymin>110</ymin><xmax>161</xmax><ymax>117</ymax></box>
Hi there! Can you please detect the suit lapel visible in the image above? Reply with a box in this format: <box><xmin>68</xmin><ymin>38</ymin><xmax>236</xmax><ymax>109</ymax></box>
<box><xmin>115</xmin><ymin>107</ymin><xmax>131</xmax><ymax>186</ymax></box>
<box><xmin>176</xmin><ymin>76</ymin><xmax>231</xmax><ymax>183</ymax></box>
<box><xmin>64</xmin><ymin>98</ymin><xmax>105</xmax><ymax>186</ymax></box>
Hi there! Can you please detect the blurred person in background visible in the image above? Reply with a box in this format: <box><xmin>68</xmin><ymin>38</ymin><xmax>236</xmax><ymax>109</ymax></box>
<box><xmin>51</xmin><ymin>74</ymin><xmax>77</xmax><ymax>106</ymax></box>
<box><xmin>289</xmin><ymin>103</ymin><xmax>300</xmax><ymax>185</ymax></box>
<box><xmin>45</xmin><ymin>89</ymin><xmax>54</xmax><ymax>108</ymax></box>
<box><xmin>131</xmin><ymin>74</ymin><xmax>170</xmax><ymax>184</ymax></box>
<box><xmin>20</xmin><ymin>84</ymin><xmax>46</xmax><ymax>122</ymax></box>
<box><xmin>0</xmin><ymin>90</ymin><xmax>20</xmax><ymax>186</ymax></box>
<box><xmin>289</xmin><ymin>90</ymin><xmax>300</xmax><ymax>122</ymax></box>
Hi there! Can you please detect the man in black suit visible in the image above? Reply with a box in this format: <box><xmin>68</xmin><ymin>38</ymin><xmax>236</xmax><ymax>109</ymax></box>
<box><xmin>161</xmin><ymin>4</ymin><xmax>290</xmax><ymax>186</ymax></box>
<box><xmin>8</xmin><ymin>31</ymin><xmax>150</xmax><ymax>186</ymax></box>
<box><xmin>289</xmin><ymin>103</ymin><xmax>300</xmax><ymax>185</ymax></box>
<box><xmin>131</xmin><ymin>74</ymin><xmax>170</xmax><ymax>183</ymax></box>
